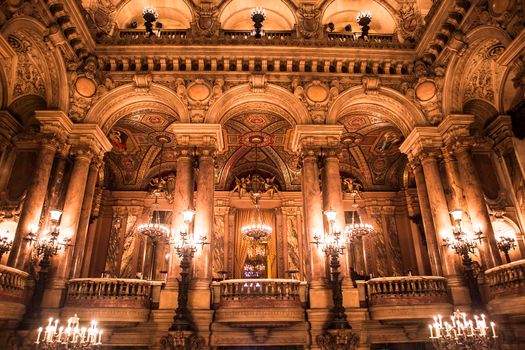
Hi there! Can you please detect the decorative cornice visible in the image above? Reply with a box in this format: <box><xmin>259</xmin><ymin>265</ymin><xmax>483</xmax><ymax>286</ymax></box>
<box><xmin>437</xmin><ymin>114</ymin><xmax>475</xmax><ymax>146</ymax></box>
<box><xmin>68</xmin><ymin>124</ymin><xmax>113</xmax><ymax>157</ymax></box>
<box><xmin>34</xmin><ymin>110</ymin><xmax>74</xmax><ymax>141</ymax></box>
<box><xmin>497</xmin><ymin>29</ymin><xmax>525</xmax><ymax>66</ymax></box>
<box><xmin>398</xmin><ymin>127</ymin><xmax>442</xmax><ymax>160</ymax></box>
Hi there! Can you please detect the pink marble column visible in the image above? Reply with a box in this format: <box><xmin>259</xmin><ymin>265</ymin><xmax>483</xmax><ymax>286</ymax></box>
<box><xmin>410</xmin><ymin>160</ymin><xmax>443</xmax><ymax>276</ymax></box>
<box><xmin>301</xmin><ymin>150</ymin><xmax>325</xmax><ymax>281</ymax></box>
<box><xmin>193</xmin><ymin>148</ymin><xmax>215</xmax><ymax>280</ymax></box>
<box><xmin>55</xmin><ymin>147</ymin><xmax>93</xmax><ymax>279</ymax></box>
<box><xmin>454</xmin><ymin>144</ymin><xmax>502</xmax><ymax>268</ymax></box>
<box><xmin>8</xmin><ymin>137</ymin><xmax>58</xmax><ymax>270</ymax></box>
<box><xmin>70</xmin><ymin>158</ymin><xmax>102</xmax><ymax>278</ymax></box>
<box><xmin>420</xmin><ymin>152</ymin><xmax>461</xmax><ymax>277</ymax></box>
<box><xmin>167</xmin><ymin>148</ymin><xmax>195</xmax><ymax>285</ymax></box>
<box><xmin>321</xmin><ymin>150</ymin><xmax>349</xmax><ymax>278</ymax></box>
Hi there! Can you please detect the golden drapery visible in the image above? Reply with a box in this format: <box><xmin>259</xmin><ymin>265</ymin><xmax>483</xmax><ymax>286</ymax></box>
<box><xmin>234</xmin><ymin>209</ymin><xmax>276</xmax><ymax>278</ymax></box>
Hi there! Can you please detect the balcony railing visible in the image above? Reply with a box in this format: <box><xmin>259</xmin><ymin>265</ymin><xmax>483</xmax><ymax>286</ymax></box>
<box><xmin>213</xmin><ymin>279</ymin><xmax>307</xmax><ymax>327</ymax></box>
<box><xmin>0</xmin><ymin>264</ymin><xmax>28</xmax><ymax>303</ymax></box>
<box><xmin>100</xmin><ymin>29</ymin><xmax>410</xmax><ymax>49</ymax></box>
<box><xmin>66</xmin><ymin>278</ymin><xmax>163</xmax><ymax>308</ymax></box>
<box><xmin>367</xmin><ymin>276</ymin><xmax>449</xmax><ymax>306</ymax></box>
<box><xmin>366</xmin><ymin>276</ymin><xmax>451</xmax><ymax>321</ymax></box>
<box><xmin>485</xmin><ymin>259</ymin><xmax>525</xmax><ymax>300</ymax></box>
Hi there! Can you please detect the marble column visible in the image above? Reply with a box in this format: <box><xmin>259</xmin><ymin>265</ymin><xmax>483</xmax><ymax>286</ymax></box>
<box><xmin>321</xmin><ymin>149</ymin><xmax>349</xmax><ymax>278</ymax></box>
<box><xmin>167</xmin><ymin>148</ymin><xmax>195</xmax><ymax>285</ymax></box>
<box><xmin>410</xmin><ymin>160</ymin><xmax>443</xmax><ymax>275</ymax></box>
<box><xmin>419</xmin><ymin>152</ymin><xmax>460</xmax><ymax>277</ymax></box>
<box><xmin>454</xmin><ymin>144</ymin><xmax>502</xmax><ymax>268</ymax></box>
<box><xmin>8</xmin><ymin>137</ymin><xmax>59</xmax><ymax>270</ymax></box>
<box><xmin>193</xmin><ymin>148</ymin><xmax>215</xmax><ymax>280</ymax></box>
<box><xmin>301</xmin><ymin>150</ymin><xmax>325</xmax><ymax>282</ymax></box>
<box><xmin>55</xmin><ymin>147</ymin><xmax>93</xmax><ymax>279</ymax></box>
<box><xmin>70</xmin><ymin>157</ymin><xmax>102</xmax><ymax>278</ymax></box>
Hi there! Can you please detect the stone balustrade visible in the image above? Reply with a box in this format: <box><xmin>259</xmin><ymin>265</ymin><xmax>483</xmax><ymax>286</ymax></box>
<box><xmin>485</xmin><ymin>259</ymin><xmax>525</xmax><ymax>300</ymax></box>
<box><xmin>0</xmin><ymin>264</ymin><xmax>28</xmax><ymax>302</ymax></box>
<box><xmin>366</xmin><ymin>276</ymin><xmax>452</xmax><ymax>321</ymax></box>
<box><xmin>0</xmin><ymin>264</ymin><xmax>29</xmax><ymax>325</ymax></box>
<box><xmin>66</xmin><ymin>278</ymin><xmax>163</xmax><ymax>308</ymax></box>
<box><xmin>213</xmin><ymin>279</ymin><xmax>307</xmax><ymax>327</ymax></box>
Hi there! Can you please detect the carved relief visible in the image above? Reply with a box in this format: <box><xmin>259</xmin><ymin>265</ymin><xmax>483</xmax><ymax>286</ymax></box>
<box><xmin>192</xmin><ymin>3</ymin><xmax>219</xmax><ymax>38</ymax></box>
<box><xmin>297</xmin><ymin>5</ymin><xmax>321</xmax><ymax>39</ymax></box>
<box><xmin>213</xmin><ymin>208</ymin><xmax>227</xmax><ymax>276</ymax></box>
<box><xmin>120</xmin><ymin>207</ymin><xmax>141</xmax><ymax>278</ymax></box>
<box><xmin>397</xmin><ymin>1</ymin><xmax>423</xmax><ymax>41</ymax></box>
<box><xmin>8</xmin><ymin>35</ymin><xmax>46</xmax><ymax>100</ymax></box>
<box><xmin>104</xmin><ymin>208</ymin><xmax>123</xmax><ymax>277</ymax></box>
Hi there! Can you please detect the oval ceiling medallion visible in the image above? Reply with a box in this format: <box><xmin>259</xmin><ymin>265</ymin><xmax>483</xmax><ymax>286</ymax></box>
<box><xmin>75</xmin><ymin>77</ymin><xmax>97</xmax><ymax>97</ymax></box>
<box><xmin>306</xmin><ymin>85</ymin><xmax>329</xmax><ymax>102</ymax></box>
<box><xmin>187</xmin><ymin>83</ymin><xmax>211</xmax><ymax>101</ymax></box>
<box><xmin>415</xmin><ymin>81</ymin><xmax>437</xmax><ymax>102</ymax></box>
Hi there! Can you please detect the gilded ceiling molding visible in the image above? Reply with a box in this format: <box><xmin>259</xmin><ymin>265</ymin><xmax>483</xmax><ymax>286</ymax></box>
<box><xmin>1</xmin><ymin>16</ymin><xmax>69</xmax><ymax>111</ymax></box>
<box><xmin>327</xmin><ymin>86</ymin><xmax>427</xmax><ymax>136</ymax></box>
<box><xmin>85</xmin><ymin>83</ymin><xmax>190</xmax><ymax>132</ymax></box>
<box><xmin>205</xmin><ymin>83</ymin><xmax>310</xmax><ymax>125</ymax></box>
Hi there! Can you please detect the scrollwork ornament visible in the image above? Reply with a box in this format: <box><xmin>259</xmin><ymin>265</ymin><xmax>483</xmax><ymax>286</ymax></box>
<box><xmin>298</xmin><ymin>6</ymin><xmax>321</xmax><ymax>39</ymax></box>
<box><xmin>317</xmin><ymin>329</ymin><xmax>359</xmax><ymax>350</ymax></box>
<box><xmin>192</xmin><ymin>4</ymin><xmax>219</xmax><ymax>38</ymax></box>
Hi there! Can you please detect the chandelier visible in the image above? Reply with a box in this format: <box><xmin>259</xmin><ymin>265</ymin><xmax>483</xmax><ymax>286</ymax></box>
<box><xmin>250</xmin><ymin>7</ymin><xmax>266</xmax><ymax>38</ymax></box>
<box><xmin>138</xmin><ymin>199</ymin><xmax>170</xmax><ymax>240</ymax></box>
<box><xmin>35</xmin><ymin>315</ymin><xmax>103</xmax><ymax>349</ymax></box>
<box><xmin>496</xmin><ymin>235</ymin><xmax>516</xmax><ymax>264</ymax></box>
<box><xmin>241</xmin><ymin>143</ymin><xmax>272</xmax><ymax>241</ymax></box>
<box><xmin>142</xmin><ymin>5</ymin><xmax>159</xmax><ymax>22</ymax></box>
<box><xmin>429</xmin><ymin>309</ymin><xmax>497</xmax><ymax>350</ymax></box>
<box><xmin>443</xmin><ymin>209</ymin><xmax>483</xmax><ymax>257</ymax></box>
<box><xmin>355</xmin><ymin>10</ymin><xmax>372</xmax><ymax>24</ymax></box>
<box><xmin>345</xmin><ymin>190</ymin><xmax>374</xmax><ymax>238</ymax></box>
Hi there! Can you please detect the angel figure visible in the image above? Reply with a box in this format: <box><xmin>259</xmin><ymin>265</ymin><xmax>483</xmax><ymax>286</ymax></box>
<box><xmin>264</xmin><ymin>176</ymin><xmax>278</xmax><ymax>198</ymax></box>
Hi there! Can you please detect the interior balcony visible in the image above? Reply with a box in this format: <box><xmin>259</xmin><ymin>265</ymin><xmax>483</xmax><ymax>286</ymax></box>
<box><xmin>62</xmin><ymin>278</ymin><xmax>164</xmax><ymax>324</ymax></box>
<box><xmin>485</xmin><ymin>259</ymin><xmax>525</xmax><ymax>320</ymax></box>
<box><xmin>0</xmin><ymin>264</ymin><xmax>30</xmax><ymax>329</ymax></box>
<box><xmin>366</xmin><ymin>276</ymin><xmax>453</xmax><ymax>323</ymax></box>
<box><xmin>212</xmin><ymin>278</ymin><xmax>308</xmax><ymax>328</ymax></box>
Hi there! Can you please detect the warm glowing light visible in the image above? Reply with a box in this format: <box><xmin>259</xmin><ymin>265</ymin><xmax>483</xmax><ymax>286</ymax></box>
<box><xmin>324</xmin><ymin>209</ymin><xmax>337</xmax><ymax>223</ymax></box>
<box><xmin>182</xmin><ymin>209</ymin><xmax>195</xmax><ymax>224</ymax></box>
<box><xmin>450</xmin><ymin>209</ymin><xmax>463</xmax><ymax>222</ymax></box>
<box><xmin>50</xmin><ymin>209</ymin><xmax>63</xmax><ymax>222</ymax></box>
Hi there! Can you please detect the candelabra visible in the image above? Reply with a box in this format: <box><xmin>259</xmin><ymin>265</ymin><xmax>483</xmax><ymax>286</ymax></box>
<box><xmin>35</xmin><ymin>315</ymin><xmax>102</xmax><ymax>349</ymax></box>
<box><xmin>169</xmin><ymin>209</ymin><xmax>208</xmax><ymax>331</ymax></box>
<box><xmin>143</xmin><ymin>5</ymin><xmax>159</xmax><ymax>37</ymax></box>
<box><xmin>496</xmin><ymin>235</ymin><xmax>516</xmax><ymax>264</ymax></box>
<box><xmin>139</xmin><ymin>198</ymin><xmax>170</xmax><ymax>279</ymax></box>
<box><xmin>250</xmin><ymin>7</ymin><xmax>266</xmax><ymax>38</ymax></box>
<box><xmin>443</xmin><ymin>209</ymin><xmax>484</xmax><ymax>308</ymax></box>
<box><xmin>356</xmin><ymin>10</ymin><xmax>372</xmax><ymax>39</ymax></box>
<box><xmin>429</xmin><ymin>309</ymin><xmax>498</xmax><ymax>350</ymax></box>
<box><xmin>0</xmin><ymin>233</ymin><xmax>13</xmax><ymax>260</ymax></box>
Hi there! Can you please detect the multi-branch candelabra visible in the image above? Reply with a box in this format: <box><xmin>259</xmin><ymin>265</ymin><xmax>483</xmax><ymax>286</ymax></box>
<box><xmin>496</xmin><ymin>235</ymin><xmax>516</xmax><ymax>264</ymax></box>
<box><xmin>35</xmin><ymin>315</ymin><xmax>102</xmax><ymax>349</ymax></box>
<box><xmin>0</xmin><ymin>232</ymin><xmax>13</xmax><ymax>260</ymax></box>
<box><xmin>429</xmin><ymin>309</ymin><xmax>498</xmax><ymax>350</ymax></box>
<box><xmin>443</xmin><ymin>209</ymin><xmax>484</xmax><ymax>308</ymax></box>
<box><xmin>356</xmin><ymin>10</ymin><xmax>372</xmax><ymax>39</ymax></box>
<box><xmin>169</xmin><ymin>209</ymin><xmax>208</xmax><ymax>331</ymax></box>
<box><xmin>33</xmin><ymin>210</ymin><xmax>71</xmax><ymax>270</ymax></box>
<box><xmin>250</xmin><ymin>7</ymin><xmax>266</xmax><ymax>38</ymax></box>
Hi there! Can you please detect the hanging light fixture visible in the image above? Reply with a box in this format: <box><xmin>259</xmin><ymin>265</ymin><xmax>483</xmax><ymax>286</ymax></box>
<box><xmin>35</xmin><ymin>314</ymin><xmax>103</xmax><ymax>349</ymax></box>
<box><xmin>241</xmin><ymin>142</ymin><xmax>272</xmax><ymax>241</ymax></box>
<box><xmin>345</xmin><ymin>189</ymin><xmax>374</xmax><ymax>238</ymax></box>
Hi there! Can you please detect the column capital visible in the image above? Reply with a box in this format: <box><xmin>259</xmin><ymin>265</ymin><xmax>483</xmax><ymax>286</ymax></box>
<box><xmin>399</xmin><ymin>127</ymin><xmax>442</xmax><ymax>162</ymax></box>
<box><xmin>35</xmin><ymin>110</ymin><xmax>74</xmax><ymax>143</ymax></box>
<box><xmin>287</xmin><ymin>124</ymin><xmax>344</xmax><ymax>153</ymax></box>
<box><xmin>486</xmin><ymin>115</ymin><xmax>514</xmax><ymax>155</ymax></box>
<box><xmin>281</xmin><ymin>206</ymin><xmax>299</xmax><ymax>216</ymax></box>
<box><xmin>437</xmin><ymin>114</ymin><xmax>475</xmax><ymax>147</ymax></box>
<box><xmin>381</xmin><ymin>206</ymin><xmax>396</xmax><ymax>215</ymax></box>
<box><xmin>68</xmin><ymin>124</ymin><xmax>113</xmax><ymax>159</ymax></box>
<box><xmin>166</xmin><ymin>123</ymin><xmax>224</xmax><ymax>152</ymax></box>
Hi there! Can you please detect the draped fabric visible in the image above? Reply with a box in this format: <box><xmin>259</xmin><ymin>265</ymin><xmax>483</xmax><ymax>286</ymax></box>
<box><xmin>234</xmin><ymin>209</ymin><xmax>276</xmax><ymax>278</ymax></box>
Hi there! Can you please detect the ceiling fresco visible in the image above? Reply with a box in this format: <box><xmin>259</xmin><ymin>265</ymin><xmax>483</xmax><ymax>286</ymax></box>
<box><xmin>105</xmin><ymin>112</ymin><xmax>179</xmax><ymax>190</ymax></box>
<box><xmin>338</xmin><ymin>114</ymin><xmax>407</xmax><ymax>190</ymax></box>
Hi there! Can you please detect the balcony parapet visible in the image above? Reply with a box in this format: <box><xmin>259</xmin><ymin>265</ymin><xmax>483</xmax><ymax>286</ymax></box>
<box><xmin>485</xmin><ymin>259</ymin><xmax>525</xmax><ymax>300</ymax></box>
<box><xmin>64</xmin><ymin>278</ymin><xmax>164</xmax><ymax>323</ymax></box>
<box><xmin>213</xmin><ymin>279</ymin><xmax>307</xmax><ymax>327</ymax></box>
<box><xmin>367</xmin><ymin>276</ymin><xmax>452</xmax><ymax>321</ymax></box>
<box><xmin>485</xmin><ymin>259</ymin><xmax>525</xmax><ymax>317</ymax></box>
<box><xmin>0</xmin><ymin>264</ymin><xmax>29</xmax><ymax>325</ymax></box>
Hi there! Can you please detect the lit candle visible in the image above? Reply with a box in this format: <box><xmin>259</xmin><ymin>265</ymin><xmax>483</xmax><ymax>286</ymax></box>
<box><xmin>438</xmin><ymin>314</ymin><xmax>443</xmax><ymax>327</ymax></box>
<box><xmin>36</xmin><ymin>327</ymin><xmax>43</xmax><ymax>343</ymax></box>
<box><xmin>490</xmin><ymin>322</ymin><xmax>497</xmax><ymax>338</ymax></box>
<box><xmin>429</xmin><ymin>325</ymin><xmax>434</xmax><ymax>338</ymax></box>
<box><xmin>98</xmin><ymin>330</ymin><xmax>103</xmax><ymax>344</ymax></box>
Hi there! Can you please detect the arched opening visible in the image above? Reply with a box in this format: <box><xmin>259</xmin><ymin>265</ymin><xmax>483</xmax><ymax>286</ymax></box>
<box><xmin>219</xmin><ymin>0</ymin><xmax>296</xmax><ymax>31</ymax></box>
<box><xmin>114</xmin><ymin>0</ymin><xmax>193</xmax><ymax>29</ymax></box>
